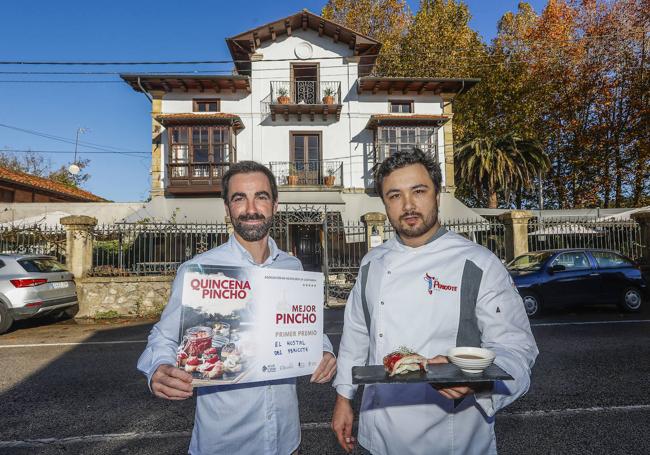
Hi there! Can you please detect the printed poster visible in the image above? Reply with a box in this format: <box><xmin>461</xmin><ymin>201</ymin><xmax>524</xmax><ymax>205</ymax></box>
<box><xmin>176</xmin><ymin>264</ymin><xmax>324</xmax><ymax>387</ymax></box>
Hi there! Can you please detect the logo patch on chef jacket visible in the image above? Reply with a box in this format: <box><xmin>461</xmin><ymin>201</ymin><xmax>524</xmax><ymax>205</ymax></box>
<box><xmin>424</xmin><ymin>273</ymin><xmax>458</xmax><ymax>294</ymax></box>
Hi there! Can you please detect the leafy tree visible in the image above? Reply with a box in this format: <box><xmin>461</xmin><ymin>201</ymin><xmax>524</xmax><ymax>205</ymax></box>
<box><xmin>322</xmin><ymin>0</ymin><xmax>411</xmax><ymax>76</ymax></box>
<box><xmin>455</xmin><ymin>134</ymin><xmax>549</xmax><ymax>208</ymax></box>
<box><xmin>0</xmin><ymin>149</ymin><xmax>91</xmax><ymax>188</ymax></box>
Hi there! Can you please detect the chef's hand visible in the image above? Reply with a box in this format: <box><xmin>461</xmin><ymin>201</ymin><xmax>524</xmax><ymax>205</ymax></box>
<box><xmin>311</xmin><ymin>352</ymin><xmax>337</xmax><ymax>383</ymax></box>
<box><xmin>427</xmin><ymin>355</ymin><xmax>475</xmax><ymax>400</ymax></box>
<box><xmin>151</xmin><ymin>364</ymin><xmax>193</xmax><ymax>400</ymax></box>
<box><xmin>332</xmin><ymin>394</ymin><xmax>356</xmax><ymax>453</ymax></box>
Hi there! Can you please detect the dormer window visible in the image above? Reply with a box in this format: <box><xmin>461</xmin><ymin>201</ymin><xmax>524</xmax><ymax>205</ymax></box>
<box><xmin>193</xmin><ymin>99</ymin><xmax>220</xmax><ymax>112</ymax></box>
<box><xmin>389</xmin><ymin>100</ymin><xmax>413</xmax><ymax>114</ymax></box>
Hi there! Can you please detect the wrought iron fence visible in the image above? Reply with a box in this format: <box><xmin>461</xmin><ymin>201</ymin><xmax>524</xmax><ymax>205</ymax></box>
<box><xmin>0</xmin><ymin>225</ymin><xmax>67</xmax><ymax>263</ymax></box>
<box><xmin>527</xmin><ymin>218</ymin><xmax>643</xmax><ymax>260</ymax></box>
<box><xmin>383</xmin><ymin>219</ymin><xmax>507</xmax><ymax>261</ymax></box>
<box><xmin>269</xmin><ymin>160</ymin><xmax>343</xmax><ymax>186</ymax></box>
<box><xmin>91</xmin><ymin>223</ymin><xmax>229</xmax><ymax>276</ymax></box>
<box><xmin>324</xmin><ymin>216</ymin><xmax>368</xmax><ymax>303</ymax></box>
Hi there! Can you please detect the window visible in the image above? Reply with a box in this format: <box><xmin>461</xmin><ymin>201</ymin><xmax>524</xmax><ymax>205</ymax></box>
<box><xmin>168</xmin><ymin>126</ymin><xmax>232</xmax><ymax>178</ymax></box>
<box><xmin>552</xmin><ymin>252</ymin><xmax>591</xmax><ymax>270</ymax></box>
<box><xmin>378</xmin><ymin>126</ymin><xmax>438</xmax><ymax>161</ymax></box>
<box><xmin>193</xmin><ymin>99</ymin><xmax>220</xmax><ymax>112</ymax></box>
<box><xmin>389</xmin><ymin>100</ymin><xmax>413</xmax><ymax>113</ymax></box>
<box><xmin>592</xmin><ymin>251</ymin><xmax>633</xmax><ymax>268</ymax></box>
<box><xmin>290</xmin><ymin>132</ymin><xmax>321</xmax><ymax>185</ymax></box>
<box><xmin>0</xmin><ymin>188</ymin><xmax>14</xmax><ymax>202</ymax></box>
<box><xmin>19</xmin><ymin>258</ymin><xmax>67</xmax><ymax>273</ymax></box>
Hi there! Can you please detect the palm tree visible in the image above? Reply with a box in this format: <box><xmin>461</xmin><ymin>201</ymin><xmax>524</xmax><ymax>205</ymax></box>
<box><xmin>455</xmin><ymin>134</ymin><xmax>550</xmax><ymax>208</ymax></box>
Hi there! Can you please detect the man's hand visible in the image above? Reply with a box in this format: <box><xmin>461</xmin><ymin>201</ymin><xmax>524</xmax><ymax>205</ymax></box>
<box><xmin>427</xmin><ymin>355</ymin><xmax>475</xmax><ymax>400</ymax></box>
<box><xmin>310</xmin><ymin>352</ymin><xmax>337</xmax><ymax>383</ymax></box>
<box><xmin>332</xmin><ymin>394</ymin><xmax>356</xmax><ymax>453</ymax></box>
<box><xmin>151</xmin><ymin>364</ymin><xmax>194</xmax><ymax>400</ymax></box>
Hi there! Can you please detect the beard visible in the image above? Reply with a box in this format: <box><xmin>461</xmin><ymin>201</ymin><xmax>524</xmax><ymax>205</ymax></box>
<box><xmin>232</xmin><ymin>212</ymin><xmax>274</xmax><ymax>242</ymax></box>
<box><xmin>391</xmin><ymin>209</ymin><xmax>438</xmax><ymax>239</ymax></box>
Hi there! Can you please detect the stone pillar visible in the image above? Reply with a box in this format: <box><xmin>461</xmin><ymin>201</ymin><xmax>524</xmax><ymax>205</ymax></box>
<box><xmin>631</xmin><ymin>210</ymin><xmax>650</xmax><ymax>270</ymax></box>
<box><xmin>441</xmin><ymin>95</ymin><xmax>455</xmax><ymax>195</ymax></box>
<box><xmin>363</xmin><ymin>212</ymin><xmax>387</xmax><ymax>249</ymax></box>
<box><xmin>498</xmin><ymin>210</ymin><xmax>534</xmax><ymax>262</ymax></box>
<box><xmin>150</xmin><ymin>90</ymin><xmax>165</xmax><ymax>198</ymax></box>
<box><xmin>60</xmin><ymin>215</ymin><xmax>97</xmax><ymax>278</ymax></box>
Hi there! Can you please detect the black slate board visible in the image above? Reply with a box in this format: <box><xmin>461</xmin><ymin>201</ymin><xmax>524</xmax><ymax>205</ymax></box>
<box><xmin>352</xmin><ymin>363</ymin><xmax>512</xmax><ymax>385</ymax></box>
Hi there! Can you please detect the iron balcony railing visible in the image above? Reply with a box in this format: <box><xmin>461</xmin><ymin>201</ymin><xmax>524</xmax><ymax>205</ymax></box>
<box><xmin>269</xmin><ymin>160</ymin><xmax>343</xmax><ymax>186</ymax></box>
<box><xmin>270</xmin><ymin>81</ymin><xmax>341</xmax><ymax>105</ymax></box>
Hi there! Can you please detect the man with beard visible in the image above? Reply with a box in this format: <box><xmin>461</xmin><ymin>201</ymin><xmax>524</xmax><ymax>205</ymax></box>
<box><xmin>138</xmin><ymin>161</ymin><xmax>336</xmax><ymax>455</ymax></box>
<box><xmin>331</xmin><ymin>149</ymin><xmax>537</xmax><ymax>454</ymax></box>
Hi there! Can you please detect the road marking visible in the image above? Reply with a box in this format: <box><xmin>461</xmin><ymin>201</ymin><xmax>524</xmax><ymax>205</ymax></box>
<box><xmin>502</xmin><ymin>404</ymin><xmax>650</xmax><ymax>418</ymax></box>
<box><xmin>531</xmin><ymin>319</ymin><xmax>650</xmax><ymax>327</ymax></box>
<box><xmin>0</xmin><ymin>340</ymin><xmax>147</xmax><ymax>348</ymax></box>
<box><xmin>2</xmin><ymin>406</ymin><xmax>649</xmax><ymax>448</ymax></box>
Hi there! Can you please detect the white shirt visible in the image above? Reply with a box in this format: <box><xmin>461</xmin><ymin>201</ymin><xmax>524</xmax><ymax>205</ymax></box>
<box><xmin>137</xmin><ymin>235</ymin><xmax>333</xmax><ymax>455</ymax></box>
<box><xmin>333</xmin><ymin>228</ymin><xmax>538</xmax><ymax>455</ymax></box>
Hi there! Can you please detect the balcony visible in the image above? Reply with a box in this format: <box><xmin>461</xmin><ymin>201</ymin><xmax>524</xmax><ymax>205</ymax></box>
<box><xmin>267</xmin><ymin>81</ymin><xmax>342</xmax><ymax>121</ymax></box>
<box><xmin>269</xmin><ymin>161</ymin><xmax>343</xmax><ymax>188</ymax></box>
<box><xmin>166</xmin><ymin>162</ymin><xmax>231</xmax><ymax>195</ymax></box>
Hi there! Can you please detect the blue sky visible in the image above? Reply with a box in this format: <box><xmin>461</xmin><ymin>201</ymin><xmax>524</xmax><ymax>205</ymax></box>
<box><xmin>0</xmin><ymin>0</ymin><xmax>547</xmax><ymax>202</ymax></box>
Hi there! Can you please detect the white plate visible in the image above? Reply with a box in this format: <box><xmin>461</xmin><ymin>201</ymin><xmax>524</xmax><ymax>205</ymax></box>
<box><xmin>52</xmin><ymin>282</ymin><xmax>69</xmax><ymax>289</ymax></box>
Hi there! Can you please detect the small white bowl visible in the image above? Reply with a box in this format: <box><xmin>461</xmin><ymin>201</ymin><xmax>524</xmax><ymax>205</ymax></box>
<box><xmin>447</xmin><ymin>347</ymin><xmax>495</xmax><ymax>374</ymax></box>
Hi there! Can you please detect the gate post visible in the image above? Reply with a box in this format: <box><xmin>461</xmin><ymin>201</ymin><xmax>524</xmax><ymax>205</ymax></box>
<box><xmin>363</xmin><ymin>212</ymin><xmax>387</xmax><ymax>249</ymax></box>
<box><xmin>498</xmin><ymin>210</ymin><xmax>533</xmax><ymax>262</ymax></box>
<box><xmin>631</xmin><ymin>210</ymin><xmax>650</xmax><ymax>272</ymax></box>
<box><xmin>224</xmin><ymin>216</ymin><xmax>234</xmax><ymax>235</ymax></box>
<box><xmin>60</xmin><ymin>215</ymin><xmax>97</xmax><ymax>278</ymax></box>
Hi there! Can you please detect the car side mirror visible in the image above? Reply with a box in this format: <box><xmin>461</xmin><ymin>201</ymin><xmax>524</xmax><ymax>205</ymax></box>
<box><xmin>549</xmin><ymin>264</ymin><xmax>566</xmax><ymax>273</ymax></box>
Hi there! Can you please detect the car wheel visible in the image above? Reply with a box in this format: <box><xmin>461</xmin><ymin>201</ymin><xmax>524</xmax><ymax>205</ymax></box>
<box><xmin>0</xmin><ymin>303</ymin><xmax>13</xmax><ymax>334</ymax></box>
<box><xmin>520</xmin><ymin>292</ymin><xmax>542</xmax><ymax>318</ymax></box>
<box><xmin>619</xmin><ymin>287</ymin><xmax>642</xmax><ymax>312</ymax></box>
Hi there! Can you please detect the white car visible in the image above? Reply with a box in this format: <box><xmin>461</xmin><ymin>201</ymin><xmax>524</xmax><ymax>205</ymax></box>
<box><xmin>0</xmin><ymin>254</ymin><xmax>78</xmax><ymax>334</ymax></box>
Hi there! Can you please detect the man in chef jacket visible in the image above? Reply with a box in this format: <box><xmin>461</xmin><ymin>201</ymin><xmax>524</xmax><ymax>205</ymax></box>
<box><xmin>331</xmin><ymin>148</ymin><xmax>538</xmax><ymax>455</ymax></box>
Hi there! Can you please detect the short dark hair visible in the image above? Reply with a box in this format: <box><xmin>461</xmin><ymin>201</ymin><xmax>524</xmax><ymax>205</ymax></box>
<box><xmin>222</xmin><ymin>161</ymin><xmax>278</xmax><ymax>203</ymax></box>
<box><xmin>374</xmin><ymin>148</ymin><xmax>442</xmax><ymax>198</ymax></box>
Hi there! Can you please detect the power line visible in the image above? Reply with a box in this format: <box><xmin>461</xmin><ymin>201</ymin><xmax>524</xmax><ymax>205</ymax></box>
<box><xmin>0</xmin><ymin>123</ymin><xmax>147</xmax><ymax>156</ymax></box>
<box><xmin>0</xmin><ymin>148</ymin><xmax>149</xmax><ymax>156</ymax></box>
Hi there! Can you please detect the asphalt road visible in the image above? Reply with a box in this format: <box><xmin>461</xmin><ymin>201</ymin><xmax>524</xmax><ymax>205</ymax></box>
<box><xmin>1</xmin><ymin>303</ymin><xmax>649</xmax><ymax>455</ymax></box>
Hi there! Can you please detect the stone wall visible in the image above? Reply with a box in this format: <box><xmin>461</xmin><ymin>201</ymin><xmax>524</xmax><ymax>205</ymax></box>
<box><xmin>76</xmin><ymin>276</ymin><xmax>173</xmax><ymax>319</ymax></box>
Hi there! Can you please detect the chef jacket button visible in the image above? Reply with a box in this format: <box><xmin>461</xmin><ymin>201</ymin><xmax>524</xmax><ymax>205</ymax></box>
<box><xmin>380</xmin><ymin>301</ymin><xmax>384</xmax><ymax>305</ymax></box>
<box><xmin>379</xmin><ymin>333</ymin><xmax>383</xmax><ymax>337</ymax></box>
<box><xmin>387</xmin><ymin>270</ymin><xmax>391</xmax><ymax>275</ymax></box>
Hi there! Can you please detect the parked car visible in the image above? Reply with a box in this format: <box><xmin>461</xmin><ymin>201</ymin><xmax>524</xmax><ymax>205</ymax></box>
<box><xmin>508</xmin><ymin>249</ymin><xmax>647</xmax><ymax>317</ymax></box>
<box><xmin>0</xmin><ymin>254</ymin><xmax>78</xmax><ymax>334</ymax></box>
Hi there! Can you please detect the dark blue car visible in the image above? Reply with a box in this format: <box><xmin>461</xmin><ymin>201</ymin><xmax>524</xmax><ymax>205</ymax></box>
<box><xmin>507</xmin><ymin>249</ymin><xmax>647</xmax><ymax>317</ymax></box>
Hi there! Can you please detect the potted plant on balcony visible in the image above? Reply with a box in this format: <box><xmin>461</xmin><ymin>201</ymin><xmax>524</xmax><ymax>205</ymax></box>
<box><xmin>322</xmin><ymin>86</ymin><xmax>336</xmax><ymax>105</ymax></box>
<box><xmin>324</xmin><ymin>167</ymin><xmax>336</xmax><ymax>187</ymax></box>
<box><xmin>287</xmin><ymin>163</ymin><xmax>299</xmax><ymax>185</ymax></box>
<box><xmin>277</xmin><ymin>86</ymin><xmax>291</xmax><ymax>105</ymax></box>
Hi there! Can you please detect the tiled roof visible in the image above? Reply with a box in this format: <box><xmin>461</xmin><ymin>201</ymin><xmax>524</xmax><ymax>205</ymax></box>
<box><xmin>155</xmin><ymin>113</ymin><xmax>245</xmax><ymax>130</ymax></box>
<box><xmin>366</xmin><ymin>114</ymin><xmax>450</xmax><ymax>129</ymax></box>
<box><xmin>0</xmin><ymin>166</ymin><xmax>107</xmax><ymax>202</ymax></box>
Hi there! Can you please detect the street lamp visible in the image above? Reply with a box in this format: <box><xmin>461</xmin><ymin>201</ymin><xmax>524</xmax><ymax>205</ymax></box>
<box><xmin>68</xmin><ymin>127</ymin><xmax>88</xmax><ymax>175</ymax></box>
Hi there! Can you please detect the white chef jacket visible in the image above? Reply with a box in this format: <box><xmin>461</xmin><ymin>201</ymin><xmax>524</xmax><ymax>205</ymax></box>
<box><xmin>333</xmin><ymin>227</ymin><xmax>538</xmax><ymax>455</ymax></box>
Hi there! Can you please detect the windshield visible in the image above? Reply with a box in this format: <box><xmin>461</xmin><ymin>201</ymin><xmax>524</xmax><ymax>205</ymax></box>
<box><xmin>508</xmin><ymin>252</ymin><xmax>552</xmax><ymax>271</ymax></box>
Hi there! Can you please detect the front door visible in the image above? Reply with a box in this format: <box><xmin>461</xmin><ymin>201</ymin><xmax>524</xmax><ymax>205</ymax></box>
<box><xmin>291</xmin><ymin>224</ymin><xmax>321</xmax><ymax>272</ymax></box>
<box><xmin>291</xmin><ymin>133</ymin><xmax>321</xmax><ymax>185</ymax></box>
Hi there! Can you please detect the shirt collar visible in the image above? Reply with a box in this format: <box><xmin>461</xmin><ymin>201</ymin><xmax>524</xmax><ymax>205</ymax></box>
<box><xmin>229</xmin><ymin>234</ymin><xmax>281</xmax><ymax>266</ymax></box>
<box><xmin>395</xmin><ymin>225</ymin><xmax>447</xmax><ymax>247</ymax></box>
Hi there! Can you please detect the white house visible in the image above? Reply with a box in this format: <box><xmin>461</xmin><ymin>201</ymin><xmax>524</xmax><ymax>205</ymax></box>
<box><xmin>120</xmin><ymin>10</ymin><xmax>481</xmax><ymax>267</ymax></box>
